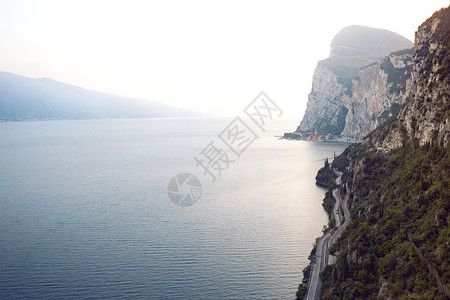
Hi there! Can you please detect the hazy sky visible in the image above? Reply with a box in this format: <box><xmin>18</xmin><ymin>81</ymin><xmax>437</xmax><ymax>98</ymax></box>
<box><xmin>0</xmin><ymin>0</ymin><xmax>447</xmax><ymax>122</ymax></box>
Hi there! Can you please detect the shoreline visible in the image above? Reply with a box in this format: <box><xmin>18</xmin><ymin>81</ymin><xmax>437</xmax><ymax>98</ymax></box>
<box><xmin>297</xmin><ymin>170</ymin><xmax>351</xmax><ymax>299</ymax></box>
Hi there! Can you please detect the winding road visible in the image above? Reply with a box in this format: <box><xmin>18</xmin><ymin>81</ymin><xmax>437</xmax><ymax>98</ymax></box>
<box><xmin>306</xmin><ymin>170</ymin><xmax>351</xmax><ymax>300</ymax></box>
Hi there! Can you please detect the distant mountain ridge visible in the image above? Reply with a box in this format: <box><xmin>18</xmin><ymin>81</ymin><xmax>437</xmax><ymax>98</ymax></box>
<box><xmin>0</xmin><ymin>71</ymin><xmax>197</xmax><ymax>121</ymax></box>
<box><xmin>297</xmin><ymin>25</ymin><xmax>414</xmax><ymax>138</ymax></box>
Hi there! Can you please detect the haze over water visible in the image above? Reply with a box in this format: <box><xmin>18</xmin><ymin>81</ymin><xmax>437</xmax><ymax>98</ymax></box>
<box><xmin>0</xmin><ymin>118</ymin><xmax>348</xmax><ymax>299</ymax></box>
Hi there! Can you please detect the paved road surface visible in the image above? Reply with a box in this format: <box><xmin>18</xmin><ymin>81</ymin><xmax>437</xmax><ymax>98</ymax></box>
<box><xmin>305</xmin><ymin>170</ymin><xmax>350</xmax><ymax>300</ymax></box>
<box><xmin>306</xmin><ymin>230</ymin><xmax>331</xmax><ymax>300</ymax></box>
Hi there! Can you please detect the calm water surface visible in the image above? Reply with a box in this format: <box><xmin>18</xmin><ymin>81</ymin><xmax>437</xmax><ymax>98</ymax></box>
<box><xmin>0</xmin><ymin>118</ymin><xmax>348</xmax><ymax>299</ymax></box>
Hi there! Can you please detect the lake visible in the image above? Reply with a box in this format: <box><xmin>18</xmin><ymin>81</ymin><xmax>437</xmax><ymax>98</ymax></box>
<box><xmin>0</xmin><ymin>118</ymin><xmax>348</xmax><ymax>299</ymax></box>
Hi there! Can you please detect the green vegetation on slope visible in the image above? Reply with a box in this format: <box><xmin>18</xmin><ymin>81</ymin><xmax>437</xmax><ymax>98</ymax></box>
<box><xmin>320</xmin><ymin>143</ymin><xmax>450</xmax><ymax>299</ymax></box>
<box><xmin>315</xmin><ymin>158</ymin><xmax>337</xmax><ymax>188</ymax></box>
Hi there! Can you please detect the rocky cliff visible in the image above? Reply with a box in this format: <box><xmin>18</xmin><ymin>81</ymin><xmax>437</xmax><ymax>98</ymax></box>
<box><xmin>312</xmin><ymin>6</ymin><xmax>450</xmax><ymax>299</ymax></box>
<box><xmin>342</xmin><ymin>48</ymin><xmax>413</xmax><ymax>139</ymax></box>
<box><xmin>297</xmin><ymin>65</ymin><xmax>350</xmax><ymax>135</ymax></box>
<box><xmin>297</xmin><ymin>25</ymin><xmax>414</xmax><ymax>138</ymax></box>
<box><xmin>367</xmin><ymin>7</ymin><xmax>450</xmax><ymax>150</ymax></box>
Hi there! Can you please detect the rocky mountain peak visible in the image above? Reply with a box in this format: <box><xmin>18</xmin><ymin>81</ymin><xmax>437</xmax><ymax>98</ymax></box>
<box><xmin>330</xmin><ymin>25</ymin><xmax>413</xmax><ymax>59</ymax></box>
<box><xmin>297</xmin><ymin>26</ymin><xmax>414</xmax><ymax>138</ymax></box>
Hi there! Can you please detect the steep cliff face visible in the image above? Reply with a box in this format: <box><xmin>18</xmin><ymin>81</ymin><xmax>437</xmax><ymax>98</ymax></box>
<box><xmin>342</xmin><ymin>49</ymin><xmax>413</xmax><ymax>139</ymax></box>
<box><xmin>316</xmin><ymin>7</ymin><xmax>450</xmax><ymax>299</ymax></box>
<box><xmin>297</xmin><ymin>66</ymin><xmax>349</xmax><ymax>135</ymax></box>
<box><xmin>298</xmin><ymin>26</ymin><xmax>414</xmax><ymax>138</ymax></box>
<box><xmin>367</xmin><ymin>7</ymin><xmax>450</xmax><ymax>150</ymax></box>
